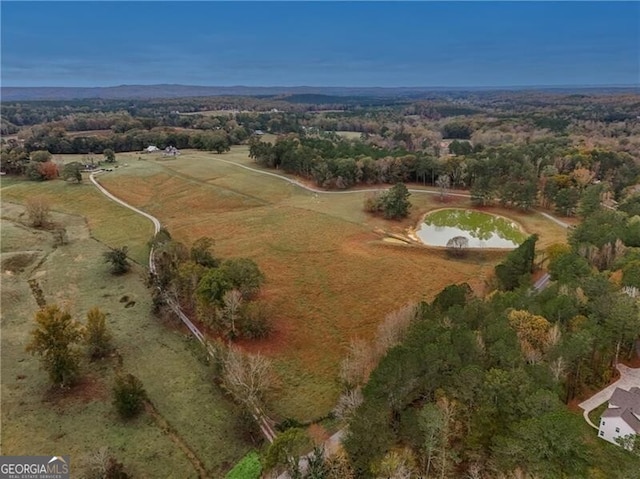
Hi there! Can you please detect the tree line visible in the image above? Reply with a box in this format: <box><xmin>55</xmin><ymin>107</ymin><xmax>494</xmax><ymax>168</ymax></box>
<box><xmin>334</xmin><ymin>200</ymin><xmax>640</xmax><ymax>478</ymax></box>
<box><xmin>149</xmin><ymin>230</ymin><xmax>269</xmax><ymax>341</ymax></box>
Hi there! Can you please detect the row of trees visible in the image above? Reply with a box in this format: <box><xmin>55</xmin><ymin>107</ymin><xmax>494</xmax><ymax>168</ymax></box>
<box><xmin>150</xmin><ymin>231</ymin><xmax>269</xmax><ymax>340</ymax></box>
<box><xmin>2</xmin><ymin>126</ymin><xmax>239</xmax><ymax>159</ymax></box>
<box><xmin>27</xmin><ymin>305</ymin><xmax>119</xmax><ymax>385</ymax></box>
<box><xmin>248</xmin><ymin>134</ymin><xmax>639</xmax><ymax>212</ymax></box>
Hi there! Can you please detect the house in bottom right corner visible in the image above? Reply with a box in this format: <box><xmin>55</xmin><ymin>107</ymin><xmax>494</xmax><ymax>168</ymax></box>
<box><xmin>598</xmin><ymin>386</ymin><xmax>640</xmax><ymax>450</ymax></box>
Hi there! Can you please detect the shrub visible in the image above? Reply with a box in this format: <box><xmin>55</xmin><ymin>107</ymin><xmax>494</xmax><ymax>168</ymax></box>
<box><xmin>237</xmin><ymin>302</ymin><xmax>272</xmax><ymax>339</ymax></box>
<box><xmin>85</xmin><ymin>307</ymin><xmax>112</xmax><ymax>360</ymax></box>
<box><xmin>25</xmin><ymin>195</ymin><xmax>51</xmax><ymax>228</ymax></box>
<box><xmin>363</xmin><ymin>183</ymin><xmax>411</xmax><ymax>219</ymax></box>
<box><xmin>104</xmin><ymin>246</ymin><xmax>130</xmax><ymax>275</ymax></box>
<box><xmin>113</xmin><ymin>373</ymin><xmax>146</xmax><ymax>419</ymax></box>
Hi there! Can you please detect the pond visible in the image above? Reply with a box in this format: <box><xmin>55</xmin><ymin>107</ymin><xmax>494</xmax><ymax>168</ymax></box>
<box><xmin>415</xmin><ymin>209</ymin><xmax>526</xmax><ymax>249</ymax></box>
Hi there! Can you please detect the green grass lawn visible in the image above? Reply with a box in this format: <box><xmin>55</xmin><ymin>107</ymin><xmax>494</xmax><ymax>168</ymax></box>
<box><xmin>1</xmin><ymin>176</ymin><xmax>153</xmax><ymax>265</ymax></box>
<box><xmin>588</xmin><ymin>403</ymin><xmax>608</xmax><ymax>427</ymax></box>
<box><xmin>1</xmin><ymin>204</ymin><xmax>251</xmax><ymax>477</ymax></box>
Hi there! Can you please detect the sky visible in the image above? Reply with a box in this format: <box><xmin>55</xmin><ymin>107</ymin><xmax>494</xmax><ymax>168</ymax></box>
<box><xmin>1</xmin><ymin>1</ymin><xmax>639</xmax><ymax>88</ymax></box>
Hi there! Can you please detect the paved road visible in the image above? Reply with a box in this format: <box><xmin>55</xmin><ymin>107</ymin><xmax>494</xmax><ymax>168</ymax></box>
<box><xmin>578</xmin><ymin>364</ymin><xmax>640</xmax><ymax>429</ymax></box>
<box><xmin>533</xmin><ymin>272</ymin><xmax>551</xmax><ymax>291</ymax></box>
<box><xmin>90</xmin><ymin>171</ymin><xmax>162</xmax><ymax>272</ymax></box>
<box><xmin>538</xmin><ymin>211</ymin><xmax>572</xmax><ymax>229</ymax></box>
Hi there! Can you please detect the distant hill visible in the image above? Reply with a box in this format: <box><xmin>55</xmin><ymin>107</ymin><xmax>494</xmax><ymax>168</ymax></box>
<box><xmin>2</xmin><ymin>84</ymin><xmax>637</xmax><ymax>101</ymax></box>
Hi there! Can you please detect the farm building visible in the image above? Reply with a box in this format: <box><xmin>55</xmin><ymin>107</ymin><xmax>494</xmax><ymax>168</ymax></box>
<box><xmin>163</xmin><ymin>146</ymin><xmax>180</xmax><ymax>156</ymax></box>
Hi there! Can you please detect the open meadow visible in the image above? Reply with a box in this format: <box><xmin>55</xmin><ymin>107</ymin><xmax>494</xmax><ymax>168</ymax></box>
<box><xmin>87</xmin><ymin>147</ymin><xmax>569</xmax><ymax>421</ymax></box>
<box><xmin>0</xmin><ymin>195</ymin><xmax>252</xmax><ymax>477</ymax></box>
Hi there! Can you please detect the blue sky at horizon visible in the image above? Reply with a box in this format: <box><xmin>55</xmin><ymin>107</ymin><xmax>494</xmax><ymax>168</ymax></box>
<box><xmin>1</xmin><ymin>1</ymin><xmax>638</xmax><ymax>88</ymax></box>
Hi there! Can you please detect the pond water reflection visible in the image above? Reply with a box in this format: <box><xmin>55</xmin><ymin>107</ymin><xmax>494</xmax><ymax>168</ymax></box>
<box><xmin>415</xmin><ymin>209</ymin><xmax>526</xmax><ymax>248</ymax></box>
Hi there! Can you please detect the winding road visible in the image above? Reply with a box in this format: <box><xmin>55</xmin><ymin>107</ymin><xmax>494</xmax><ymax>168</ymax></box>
<box><xmin>208</xmin><ymin>156</ymin><xmax>471</xmax><ymax>198</ymax></box>
<box><xmin>89</xmin><ymin>171</ymin><xmax>277</xmax><ymax>444</ymax></box>
<box><xmin>89</xmin><ymin>160</ymin><xmax>576</xmax><ymax>467</ymax></box>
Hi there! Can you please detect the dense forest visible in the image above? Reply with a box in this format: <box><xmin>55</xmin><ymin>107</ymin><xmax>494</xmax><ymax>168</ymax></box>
<box><xmin>342</xmin><ymin>210</ymin><xmax>640</xmax><ymax>478</ymax></box>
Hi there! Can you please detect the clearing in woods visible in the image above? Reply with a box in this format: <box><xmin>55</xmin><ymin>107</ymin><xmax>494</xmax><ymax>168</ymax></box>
<box><xmin>90</xmin><ymin>147</ymin><xmax>568</xmax><ymax>421</ymax></box>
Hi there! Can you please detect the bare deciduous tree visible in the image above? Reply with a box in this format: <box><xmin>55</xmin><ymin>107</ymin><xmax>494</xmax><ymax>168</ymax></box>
<box><xmin>222</xmin><ymin>346</ymin><xmax>272</xmax><ymax>409</ymax></box>
<box><xmin>333</xmin><ymin>387</ymin><xmax>363</xmax><ymax>421</ymax></box>
<box><xmin>222</xmin><ymin>289</ymin><xmax>243</xmax><ymax>338</ymax></box>
<box><xmin>25</xmin><ymin>195</ymin><xmax>51</xmax><ymax>228</ymax></box>
<box><xmin>436</xmin><ymin>174</ymin><xmax>451</xmax><ymax>201</ymax></box>
<box><xmin>339</xmin><ymin>338</ymin><xmax>375</xmax><ymax>388</ymax></box>
<box><xmin>375</xmin><ymin>303</ymin><xmax>418</xmax><ymax>355</ymax></box>
<box><xmin>549</xmin><ymin>357</ymin><xmax>567</xmax><ymax>382</ymax></box>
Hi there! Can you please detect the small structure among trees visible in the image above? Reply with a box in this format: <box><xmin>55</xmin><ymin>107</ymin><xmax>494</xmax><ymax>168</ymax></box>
<box><xmin>162</xmin><ymin>146</ymin><xmax>180</xmax><ymax>157</ymax></box>
<box><xmin>598</xmin><ymin>387</ymin><xmax>640</xmax><ymax>451</ymax></box>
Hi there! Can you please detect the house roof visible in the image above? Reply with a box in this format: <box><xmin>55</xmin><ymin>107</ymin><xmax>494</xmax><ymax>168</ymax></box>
<box><xmin>602</xmin><ymin>387</ymin><xmax>640</xmax><ymax>433</ymax></box>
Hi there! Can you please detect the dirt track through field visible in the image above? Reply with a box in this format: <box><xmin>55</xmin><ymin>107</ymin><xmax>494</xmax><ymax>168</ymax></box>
<box><xmin>144</xmin><ymin>400</ymin><xmax>210</xmax><ymax>478</ymax></box>
<box><xmin>206</xmin><ymin>156</ymin><xmax>471</xmax><ymax>197</ymax></box>
<box><xmin>90</xmin><ymin>170</ymin><xmax>278</xmax><ymax>444</ymax></box>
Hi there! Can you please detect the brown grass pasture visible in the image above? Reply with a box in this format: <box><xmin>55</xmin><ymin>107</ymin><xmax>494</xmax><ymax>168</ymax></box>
<box><xmin>0</xmin><ymin>204</ymin><xmax>251</xmax><ymax>477</ymax></box>
<box><xmin>94</xmin><ymin>148</ymin><xmax>568</xmax><ymax>420</ymax></box>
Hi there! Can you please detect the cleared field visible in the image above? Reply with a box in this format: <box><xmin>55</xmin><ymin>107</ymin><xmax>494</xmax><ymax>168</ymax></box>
<box><xmin>66</xmin><ymin>129</ymin><xmax>114</xmax><ymax>138</ymax></box>
<box><xmin>334</xmin><ymin>130</ymin><xmax>362</xmax><ymax>139</ymax></box>
<box><xmin>0</xmin><ymin>205</ymin><xmax>251</xmax><ymax>477</ymax></box>
<box><xmin>1</xmin><ymin>173</ymin><xmax>153</xmax><ymax>265</ymax></box>
<box><xmin>179</xmin><ymin>110</ymin><xmax>250</xmax><ymax>116</ymax></box>
<box><xmin>94</xmin><ymin>148</ymin><xmax>568</xmax><ymax>420</ymax></box>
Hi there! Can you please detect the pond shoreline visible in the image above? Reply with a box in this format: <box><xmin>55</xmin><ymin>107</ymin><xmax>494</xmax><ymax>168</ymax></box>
<box><xmin>408</xmin><ymin>207</ymin><xmax>528</xmax><ymax>249</ymax></box>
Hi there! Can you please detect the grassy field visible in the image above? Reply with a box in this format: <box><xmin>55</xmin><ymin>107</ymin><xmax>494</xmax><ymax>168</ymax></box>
<box><xmin>1</xmin><ymin>168</ymin><xmax>153</xmax><ymax>265</ymax></box>
<box><xmin>335</xmin><ymin>131</ymin><xmax>363</xmax><ymax>140</ymax></box>
<box><xmin>0</xmin><ymin>202</ymin><xmax>251</xmax><ymax>477</ymax></box>
<box><xmin>89</xmin><ymin>148</ymin><xmax>569</xmax><ymax>421</ymax></box>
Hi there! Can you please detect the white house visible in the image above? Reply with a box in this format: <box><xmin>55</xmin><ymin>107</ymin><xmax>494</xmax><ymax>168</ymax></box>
<box><xmin>598</xmin><ymin>386</ymin><xmax>640</xmax><ymax>449</ymax></box>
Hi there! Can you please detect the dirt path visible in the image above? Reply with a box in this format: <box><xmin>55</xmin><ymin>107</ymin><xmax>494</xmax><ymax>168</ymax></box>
<box><xmin>90</xmin><ymin>170</ymin><xmax>277</xmax><ymax>444</ymax></box>
<box><xmin>144</xmin><ymin>400</ymin><xmax>210</xmax><ymax>479</ymax></box>
<box><xmin>90</xmin><ymin>171</ymin><xmax>161</xmax><ymax>271</ymax></box>
<box><xmin>208</xmin><ymin>156</ymin><xmax>471</xmax><ymax>197</ymax></box>
<box><xmin>538</xmin><ymin>211</ymin><xmax>572</xmax><ymax>229</ymax></box>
